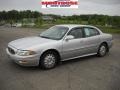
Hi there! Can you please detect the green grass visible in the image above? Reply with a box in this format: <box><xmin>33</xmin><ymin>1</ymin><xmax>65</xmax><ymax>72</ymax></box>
<box><xmin>35</xmin><ymin>24</ymin><xmax>55</xmax><ymax>29</ymax></box>
<box><xmin>23</xmin><ymin>23</ymin><xmax>120</xmax><ymax>34</ymax></box>
<box><xmin>38</xmin><ymin>24</ymin><xmax>120</xmax><ymax>34</ymax></box>
<box><xmin>98</xmin><ymin>26</ymin><xmax>120</xmax><ymax>34</ymax></box>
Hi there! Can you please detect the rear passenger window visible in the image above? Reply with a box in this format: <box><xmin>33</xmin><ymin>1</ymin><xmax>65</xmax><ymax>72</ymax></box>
<box><xmin>84</xmin><ymin>27</ymin><xmax>100</xmax><ymax>37</ymax></box>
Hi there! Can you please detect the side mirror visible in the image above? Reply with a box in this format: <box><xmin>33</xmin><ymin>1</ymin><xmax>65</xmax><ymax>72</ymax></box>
<box><xmin>65</xmin><ymin>35</ymin><xmax>74</xmax><ymax>41</ymax></box>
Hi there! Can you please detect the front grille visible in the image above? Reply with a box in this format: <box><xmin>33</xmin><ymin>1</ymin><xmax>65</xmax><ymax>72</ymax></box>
<box><xmin>8</xmin><ymin>47</ymin><xmax>15</xmax><ymax>54</ymax></box>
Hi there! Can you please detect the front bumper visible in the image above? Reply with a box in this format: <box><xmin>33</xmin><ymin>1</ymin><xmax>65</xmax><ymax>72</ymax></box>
<box><xmin>6</xmin><ymin>48</ymin><xmax>40</xmax><ymax>66</ymax></box>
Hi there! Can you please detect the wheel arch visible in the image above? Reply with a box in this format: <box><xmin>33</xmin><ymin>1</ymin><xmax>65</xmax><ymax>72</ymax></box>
<box><xmin>99</xmin><ymin>42</ymin><xmax>109</xmax><ymax>52</ymax></box>
<box><xmin>40</xmin><ymin>49</ymin><xmax>61</xmax><ymax>63</ymax></box>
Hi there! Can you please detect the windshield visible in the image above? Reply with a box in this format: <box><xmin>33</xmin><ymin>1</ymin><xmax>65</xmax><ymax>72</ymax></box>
<box><xmin>40</xmin><ymin>26</ymin><xmax>69</xmax><ymax>40</ymax></box>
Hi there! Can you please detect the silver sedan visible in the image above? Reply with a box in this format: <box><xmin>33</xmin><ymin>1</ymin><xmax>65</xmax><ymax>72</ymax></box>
<box><xmin>6</xmin><ymin>25</ymin><xmax>113</xmax><ymax>69</ymax></box>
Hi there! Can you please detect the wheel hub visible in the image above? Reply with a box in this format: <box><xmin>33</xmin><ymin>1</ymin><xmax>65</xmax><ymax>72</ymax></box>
<box><xmin>44</xmin><ymin>54</ymin><xmax>56</xmax><ymax>68</ymax></box>
<box><xmin>100</xmin><ymin>46</ymin><xmax>106</xmax><ymax>56</ymax></box>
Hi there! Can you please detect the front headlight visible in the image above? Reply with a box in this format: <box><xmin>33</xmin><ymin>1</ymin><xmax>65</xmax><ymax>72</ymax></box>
<box><xmin>17</xmin><ymin>50</ymin><xmax>36</xmax><ymax>56</ymax></box>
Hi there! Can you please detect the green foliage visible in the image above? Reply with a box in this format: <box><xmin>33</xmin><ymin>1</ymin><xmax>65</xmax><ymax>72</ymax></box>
<box><xmin>98</xmin><ymin>26</ymin><xmax>120</xmax><ymax>34</ymax></box>
<box><xmin>0</xmin><ymin>10</ymin><xmax>42</xmax><ymax>22</ymax></box>
<box><xmin>0</xmin><ymin>10</ymin><xmax>120</xmax><ymax>32</ymax></box>
<box><xmin>35</xmin><ymin>17</ymin><xmax>43</xmax><ymax>27</ymax></box>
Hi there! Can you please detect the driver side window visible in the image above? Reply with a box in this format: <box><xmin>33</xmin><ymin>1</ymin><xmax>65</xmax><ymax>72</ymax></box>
<box><xmin>67</xmin><ymin>28</ymin><xmax>83</xmax><ymax>39</ymax></box>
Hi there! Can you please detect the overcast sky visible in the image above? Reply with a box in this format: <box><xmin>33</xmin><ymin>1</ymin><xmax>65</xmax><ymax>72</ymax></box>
<box><xmin>0</xmin><ymin>0</ymin><xmax>120</xmax><ymax>16</ymax></box>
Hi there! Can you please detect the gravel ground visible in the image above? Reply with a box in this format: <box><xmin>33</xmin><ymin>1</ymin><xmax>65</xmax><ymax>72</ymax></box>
<box><xmin>0</xmin><ymin>27</ymin><xmax>120</xmax><ymax>90</ymax></box>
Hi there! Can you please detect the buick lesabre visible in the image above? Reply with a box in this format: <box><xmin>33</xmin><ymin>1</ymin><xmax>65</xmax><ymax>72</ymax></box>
<box><xmin>6</xmin><ymin>25</ymin><xmax>113</xmax><ymax>69</ymax></box>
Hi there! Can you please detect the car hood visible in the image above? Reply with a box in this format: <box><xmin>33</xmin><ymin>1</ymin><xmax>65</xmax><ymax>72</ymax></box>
<box><xmin>8</xmin><ymin>36</ymin><xmax>56</xmax><ymax>50</ymax></box>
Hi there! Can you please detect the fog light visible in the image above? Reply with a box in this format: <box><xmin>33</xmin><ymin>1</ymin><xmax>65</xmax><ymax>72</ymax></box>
<box><xmin>19</xmin><ymin>60</ymin><xmax>27</xmax><ymax>64</ymax></box>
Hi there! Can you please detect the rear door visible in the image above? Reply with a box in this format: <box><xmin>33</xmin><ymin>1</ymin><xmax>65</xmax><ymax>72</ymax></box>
<box><xmin>82</xmin><ymin>27</ymin><xmax>101</xmax><ymax>54</ymax></box>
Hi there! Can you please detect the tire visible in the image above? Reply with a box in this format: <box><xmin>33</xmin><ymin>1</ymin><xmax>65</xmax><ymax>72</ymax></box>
<box><xmin>97</xmin><ymin>43</ymin><xmax>108</xmax><ymax>57</ymax></box>
<box><xmin>40</xmin><ymin>51</ymin><xmax>58</xmax><ymax>69</ymax></box>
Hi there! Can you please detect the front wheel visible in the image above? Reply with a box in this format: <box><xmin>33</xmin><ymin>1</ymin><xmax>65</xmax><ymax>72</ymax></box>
<box><xmin>97</xmin><ymin>44</ymin><xmax>108</xmax><ymax>57</ymax></box>
<box><xmin>40</xmin><ymin>51</ymin><xmax>57</xmax><ymax>69</ymax></box>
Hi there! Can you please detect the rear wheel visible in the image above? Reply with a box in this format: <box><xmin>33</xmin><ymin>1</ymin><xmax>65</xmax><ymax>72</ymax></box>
<box><xmin>40</xmin><ymin>51</ymin><xmax>58</xmax><ymax>69</ymax></box>
<box><xmin>97</xmin><ymin>43</ymin><xmax>108</xmax><ymax>57</ymax></box>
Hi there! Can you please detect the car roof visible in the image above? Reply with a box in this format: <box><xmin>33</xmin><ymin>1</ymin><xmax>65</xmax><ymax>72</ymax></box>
<box><xmin>55</xmin><ymin>24</ymin><xmax>96</xmax><ymax>29</ymax></box>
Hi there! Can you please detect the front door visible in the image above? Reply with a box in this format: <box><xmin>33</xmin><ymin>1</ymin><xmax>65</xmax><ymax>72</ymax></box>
<box><xmin>62</xmin><ymin>27</ymin><xmax>84</xmax><ymax>60</ymax></box>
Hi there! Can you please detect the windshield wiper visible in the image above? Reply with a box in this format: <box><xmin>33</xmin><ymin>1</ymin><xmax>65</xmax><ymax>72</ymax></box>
<box><xmin>40</xmin><ymin>36</ymin><xmax>51</xmax><ymax>39</ymax></box>
<box><xmin>40</xmin><ymin>35</ymin><xmax>59</xmax><ymax>40</ymax></box>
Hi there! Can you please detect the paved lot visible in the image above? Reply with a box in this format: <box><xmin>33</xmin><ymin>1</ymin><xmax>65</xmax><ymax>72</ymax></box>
<box><xmin>0</xmin><ymin>27</ymin><xmax>120</xmax><ymax>90</ymax></box>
